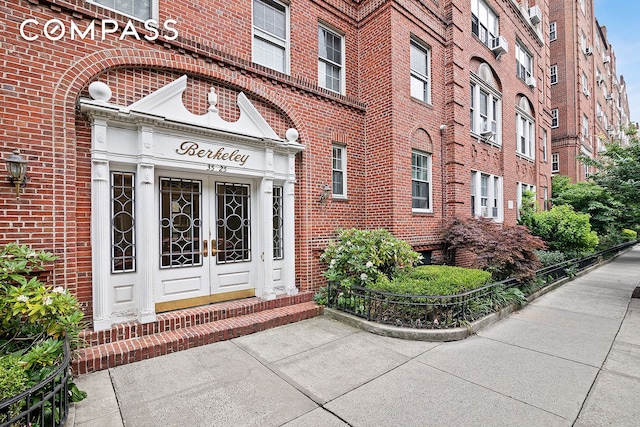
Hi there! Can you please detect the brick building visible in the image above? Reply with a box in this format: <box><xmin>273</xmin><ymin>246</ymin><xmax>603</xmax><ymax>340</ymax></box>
<box><xmin>1</xmin><ymin>0</ymin><xmax>552</xmax><ymax>331</ymax></box>
<box><xmin>549</xmin><ymin>0</ymin><xmax>632</xmax><ymax>183</ymax></box>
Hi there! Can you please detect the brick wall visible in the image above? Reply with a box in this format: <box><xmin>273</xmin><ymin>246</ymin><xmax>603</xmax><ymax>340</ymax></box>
<box><xmin>2</xmin><ymin>0</ymin><xmax>552</xmax><ymax>325</ymax></box>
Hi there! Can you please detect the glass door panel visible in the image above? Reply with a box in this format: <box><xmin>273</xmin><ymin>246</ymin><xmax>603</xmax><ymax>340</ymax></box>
<box><xmin>160</xmin><ymin>177</ymin><xmax>202</xmax><ymax>268</ymax></box>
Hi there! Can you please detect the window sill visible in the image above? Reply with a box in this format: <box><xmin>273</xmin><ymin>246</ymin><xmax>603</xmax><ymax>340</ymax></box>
<box><xmin>331</xmin><ymin>195</ymin><xmax>349</xmax><ymax>202</ymax></box>
<box><xmin>516</xmin><ymin>153</ymin><xmax>535</xmax><ymax>163</ymax></box>
<box><xmin>410</xmin><ymin>97</ymin><xmax>433</xmax><ymax>109</ymax></box>
<box><xmin>472</xmin><ymin>132</ymin><xmax>502</xmax><ymax>149</ymax></box>
<box><xmin>412</xmin><ymin>209</ymin><xmax>433</xmax><ymax>215</ymax></box>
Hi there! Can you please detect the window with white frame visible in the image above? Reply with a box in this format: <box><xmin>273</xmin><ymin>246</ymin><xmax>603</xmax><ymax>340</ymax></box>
<box><xmin>551</xmin><ymin>108</ymin><xmax>559</xmax><ymax>128</ymax></box>
<box><xmin>516</xmin><ymin>42</ymin><xmax>533</xmax><ymax>82</ymax></box>
<box><xmin>412</xmin><ymin>150</ymin><xmax>432</xmax><ymax>211</ymax></box>
<box><xmin>470</xmin><ymin>69</ymin><xmax>501</xmax><ymax>144</ymax></box>
<box><xmin>550</xmin><ymin>65</ymin><xmax>558</xmax><ymax>85</ymax></box>
<box><xmin>517</xmin><ymin>182</ymin><xmax>536</xmax><ymax>218</ymax></box>
<box><xmin>542</xmin><ymin>129</ymin><xmax>548</xmax><ymax>162</ymax></box>
<box><xmin>471</xmin><ymin>0</ymin><xmax>498</xmax><ymax>47</ymax></box>
<box><xmin>471</xmin><ymin>171</ymin><xmax>502</xmax><ymax>220</ymax></box>
<box><xmin>92</xmin><ymin>0</ymin><xmax>154</xmax><ymax>20</ymax></box>
<box><xmin>581</xmin><ymin>31</ymin><xmax>587</xmax><ymax>53</ymax></box>
<box><xmin>552</xmin><ymin>153</ymin><xmax>560</xmax><ymax>172</ymax></box>
<box><xmin>332</xmin><ymin>145</ymin><xmax>346</xmax><ymax>197</ymax></box>
<box><xmin>582</xmin><ymin>72</ymin><xmax>589</xmax><ymax>96</ymax></box>
<box><xmin>549</xmin><ymin>21</ymin><xmax>557</xmax><ymax>41</ymax></box>
<box><xmin>410</xmin><ymin>39</ymin><xmax>431</xmax><ymax>103</ymax></box>
<box><xmin>596</xmin><ymin>102</ymin><xmax>602</xmax><ymax>120</ymax></box>
<box><xmin>318</xmin><ymin>25</ymin><xmax>344</xmax><ymax>94</ymax></box>
<box><xmin>516</xmin><ymin>107</ymin><xmax>535</xmax><ymax>160</ymax></box>
<box><xmin>580</xmin><ymin>0</ymin><xmax>585</xmax><ymax>14</ymax></box>
<box><xmin>516</xmin><ymin>182</ymin><xmax>536</xmax><ymax>218</ymax></box>
<box><xmin>253</xmin><ymin>0</ymin><xmax>289</xmax><ymax>73</ymax></box>
<box><xmin>582</xmin><ymin>114</ymin><xmax>589</xmax><ymax>138</ymax></box>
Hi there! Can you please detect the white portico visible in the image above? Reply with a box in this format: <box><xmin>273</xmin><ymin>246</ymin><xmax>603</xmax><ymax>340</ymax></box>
<box><xmin>80</xmin><ymin>76</ymin><xmax>304</xmax><ymax>331</ymax></box>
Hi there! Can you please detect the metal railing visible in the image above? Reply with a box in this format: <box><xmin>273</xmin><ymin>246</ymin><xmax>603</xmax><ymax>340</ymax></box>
<box><xmin>327</xmin><ymin>241</ymin><xmax>636</xmax><ymax>329</ymax></box>
<box><xmin>0</xmin><ymin>341</ymin><xmax>70</xmax><ymax>427</ymax></box>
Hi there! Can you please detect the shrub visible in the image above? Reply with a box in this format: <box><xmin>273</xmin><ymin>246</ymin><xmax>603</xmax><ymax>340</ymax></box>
<box><xmin>518</xmin><ymin>189</ymin><xmax>537</xmax><ymax>228</ymax></box>
<box><xmin>320</xmin><ymin>229</ymin><xmax>422</xmax><ymax>287</ymax></box>
<box><xmin>441</xmin><ymin>217</ymin><xmax>545</xmax><ymax>281</ymax></box>
<box><xmin>369</xmin><ymin>265</ymin><xmax>492</xmax><ymax>296</ymax></box>
<box><xmin>597</xmin><ymin>232</ymin><xmax>627</xmax><ymax>250</ymax></box>
<box><xmin>527</xmin><ymin>205</ymin><xmax>599</xmax><ymax>253</ymax></box>
<box><xmin>534</xmin><ymin>250</ymin><xmax>568</xmax><ymax>267</ymax></box>
<box><xmin>0</xmin><ymin>355</ymin><xmax>28</xmax><ymax>423</ymax></box>
<box><xmin>0</xmin><ymin>243</ymin><xmax>87</xmax><ymax>415</ymax></box>
<box><xmin>622</xmin><ymin>229</ymin><xmax>638</xmax><ymax>241</ymax></box>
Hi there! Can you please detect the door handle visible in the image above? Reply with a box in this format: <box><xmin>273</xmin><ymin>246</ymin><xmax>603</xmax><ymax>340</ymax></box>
<box><xmin>211</xmin><ymin>239</ymin><xmax>218</xmax><ymax>257</ymax></box>
<box><xmin>203</xmin><ymin>239</ymin><xmax>208</xmax><ymax>257</ymax></box>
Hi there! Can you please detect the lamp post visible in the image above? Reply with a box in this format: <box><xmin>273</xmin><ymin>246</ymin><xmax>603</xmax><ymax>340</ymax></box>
<box><xmin>5</xmin><ymin>149</ymin><xmax>27</xmax><ymax>199</ymax></box>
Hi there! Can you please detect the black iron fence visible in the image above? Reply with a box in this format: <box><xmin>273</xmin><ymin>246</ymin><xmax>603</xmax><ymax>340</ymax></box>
<box><xmin>327</xmin><ymin>241</ymin><xmax>637</xmax><ymax>329</ymax></box>
<box><xmin>0</xmin><ymin>341</ymin><xmax>71</xmax><ymax>427</ymax></box>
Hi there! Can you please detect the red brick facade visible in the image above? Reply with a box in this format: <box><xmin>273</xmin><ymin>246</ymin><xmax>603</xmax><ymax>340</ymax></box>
<box><xmin>1</xmin><ymin>0</ymin><xmax>552</xmax><ymax>328</ymax></box>
<box><xmin>549</xmin><ymin>0</ymin><xmax>632</xmax><ymax>183</ymax></box>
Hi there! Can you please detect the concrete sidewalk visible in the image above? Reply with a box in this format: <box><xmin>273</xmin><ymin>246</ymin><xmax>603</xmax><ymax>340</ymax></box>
<box><xmin>69</xmin><ymin>246</ymin><xmax>640</xmax><ymax>426</ymax></box>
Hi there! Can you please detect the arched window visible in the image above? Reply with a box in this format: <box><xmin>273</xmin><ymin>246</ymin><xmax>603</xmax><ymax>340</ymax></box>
<box><xmin>470</xmin><ymin>63</ymin><xmax>502</xmax><ymax>146</ymax></box>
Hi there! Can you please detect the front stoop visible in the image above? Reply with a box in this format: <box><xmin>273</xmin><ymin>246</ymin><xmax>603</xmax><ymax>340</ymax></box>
<box><xmin>72</xmin><ymin>292</ymin><xmax>321</xmax><ymax>374</ymax></box>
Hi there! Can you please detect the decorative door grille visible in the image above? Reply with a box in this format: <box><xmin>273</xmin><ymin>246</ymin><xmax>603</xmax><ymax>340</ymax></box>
<box><xmin>160</xmin><ymin>178</ymin><xmax>202</xmax><ymax>268</ymax></box>
<box><xmin>216</xmin><ymin>183</ymin><xmax>251</xmax><ymax>263</ymax></box>
<box><xmin>111</xmin><ymin>172</ymin><xmax>136</xmax><ymax>273</ymax></box>
<box><xmin>273</xmin><ymin>185</ymin><xmax>284</xmax><ymax>260</ymax></box>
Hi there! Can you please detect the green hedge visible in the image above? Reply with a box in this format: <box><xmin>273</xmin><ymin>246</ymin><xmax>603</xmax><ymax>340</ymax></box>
<box><xmin>369</xmin><ymin>265</ymin><xmax>492</xmax><ymax>296</ymax></box>
<box><xmin>622</xmin><ymin>229</ymin><xmax>638</xmax><ymax>241</ymax></box>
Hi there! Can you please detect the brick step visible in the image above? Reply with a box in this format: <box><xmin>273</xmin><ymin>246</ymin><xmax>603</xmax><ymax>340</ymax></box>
<box><xmin>72</xmin><ymin>300</ymin><xmax>322</xmax><ymax>374</ymax></box>
<box><xmin>79</xmin><ymin>292</ymin><xmax>315</xmax><ymax>347</ymax></box>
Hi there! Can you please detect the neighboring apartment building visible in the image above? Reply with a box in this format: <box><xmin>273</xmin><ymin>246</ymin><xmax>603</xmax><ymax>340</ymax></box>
<box><xmin>1</xmin><ymin>0</ymin><xmax>551</xmax><ymax>331</ymax></box>
<box><xmin>549</xmin><ymin>0</ymin><xmax>632</xmax><ymax>182</ymax></box>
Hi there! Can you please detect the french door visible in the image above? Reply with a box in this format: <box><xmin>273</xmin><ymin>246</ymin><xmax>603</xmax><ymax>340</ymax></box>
<box><xmin>155</xmin><ymin>174</ymin><xmax>255</xmax><ymax>307</ymax></box>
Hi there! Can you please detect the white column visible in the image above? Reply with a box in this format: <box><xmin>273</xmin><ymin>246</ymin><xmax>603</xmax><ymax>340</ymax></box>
<box><xmin>137</xmin><ymin>127</ymin><xmax>156</xmax><ymax>323</ymax></box>
<box><xmin>137</xmin><ymin>164</ymin><xmax>156</xmax><ymax>323</ymax></box>
<box><xmin>284</xmin><ymin>153</ymin><xmax>298</xmax><ymax>295</ymax></box>
<box><xmin>261</xmin><ymin>177</ymin><xmax>275</xmax><ymax>300</ymax></box>
<box><xmin>91</xmin><ymin>119</ymin><xmax>112</xmax><ymax>330</ymax></box>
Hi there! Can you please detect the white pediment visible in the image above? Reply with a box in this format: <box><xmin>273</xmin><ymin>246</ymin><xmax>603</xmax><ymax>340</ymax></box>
<box><xmin>124</xmin><ymin>75</ymin><xmax>280</xmax><ymax>139</ymax></box>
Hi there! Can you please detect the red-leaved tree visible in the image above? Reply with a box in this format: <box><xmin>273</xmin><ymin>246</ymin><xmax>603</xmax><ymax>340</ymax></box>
<box><xmin>441</xmin><ymin>217</ymin><xmax>546</xmax><ymax>282</ymax></box>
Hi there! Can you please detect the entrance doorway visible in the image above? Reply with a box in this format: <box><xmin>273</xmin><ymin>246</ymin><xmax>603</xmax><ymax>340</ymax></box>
<box><xmin>155</xmin><ymin>175</ymin><xmax>256</xmax><ymax>311</ymax></box>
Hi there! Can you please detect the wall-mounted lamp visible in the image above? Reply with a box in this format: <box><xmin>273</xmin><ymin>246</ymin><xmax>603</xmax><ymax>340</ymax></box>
<box><xmin>319</xmin><ymin>184</ymin><xmax>331</xmax><ymax>203</ymax></box>
<box><xmin>5</xmin><ymin>149</ymin><xmax>27</xmax><ymax>199</ymax></box>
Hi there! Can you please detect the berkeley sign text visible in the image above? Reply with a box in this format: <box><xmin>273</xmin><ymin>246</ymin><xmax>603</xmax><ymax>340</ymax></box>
<box><xmin>176</xmin><ymin>142</ymin><xmax>250</xmax><ymax>167</ymax></box>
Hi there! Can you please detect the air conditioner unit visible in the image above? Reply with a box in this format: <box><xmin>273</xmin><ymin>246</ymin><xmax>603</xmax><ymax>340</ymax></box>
<box><xmin>584</xmin><ymin>47</ymin><xmax>593</xmax><ymax>56</ymax></box>
<box><xmin>480</xmin><ymin>121</ymin><xmax>496</xmax><ymax>138</ymax></box>
<box><xmin>596</xmin><ymin>111</ymin><xmax>603</xmax><ymax>118</ymax></box>
<box><xmin>603</xmin><ymin>55</ymin><xmax>611</xmax><ymax>64</ymax></box>
<box><xmin>606</xmin><ymin>94</ymin><xmax>613</xmax><ymax>101</ymax></box>
<box><xmin>490</xmin><ymin>36</ymin><xmax>508</xmax><ymax>59</ymax></box>
<box><xmin>597</xmin><ymin>75</ymin><xmax>605</xmax><ymax>85</ymax></box>
<box><xmin>528</xmin><ymin>6</ymin><xmax>542</xmax><ymax>25</ymax></box>
<box><xmin>606</xmin><ymin>124</ymin><xmax>614</xmax><ymax>132</ymax></box>
<box><xmin>526</xmin><ymin>76</ymin><xmax>537</xmax><ymax>88</ymax></box>
<box><xmin>583</xmin><ymin>88</ymin><xmax>590</xmax><ymax>97</ymax></box>
<box><xmin>481</xmin><ymin>206</ymin><xmax>489</xmax><ymax>217</ymax></box>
